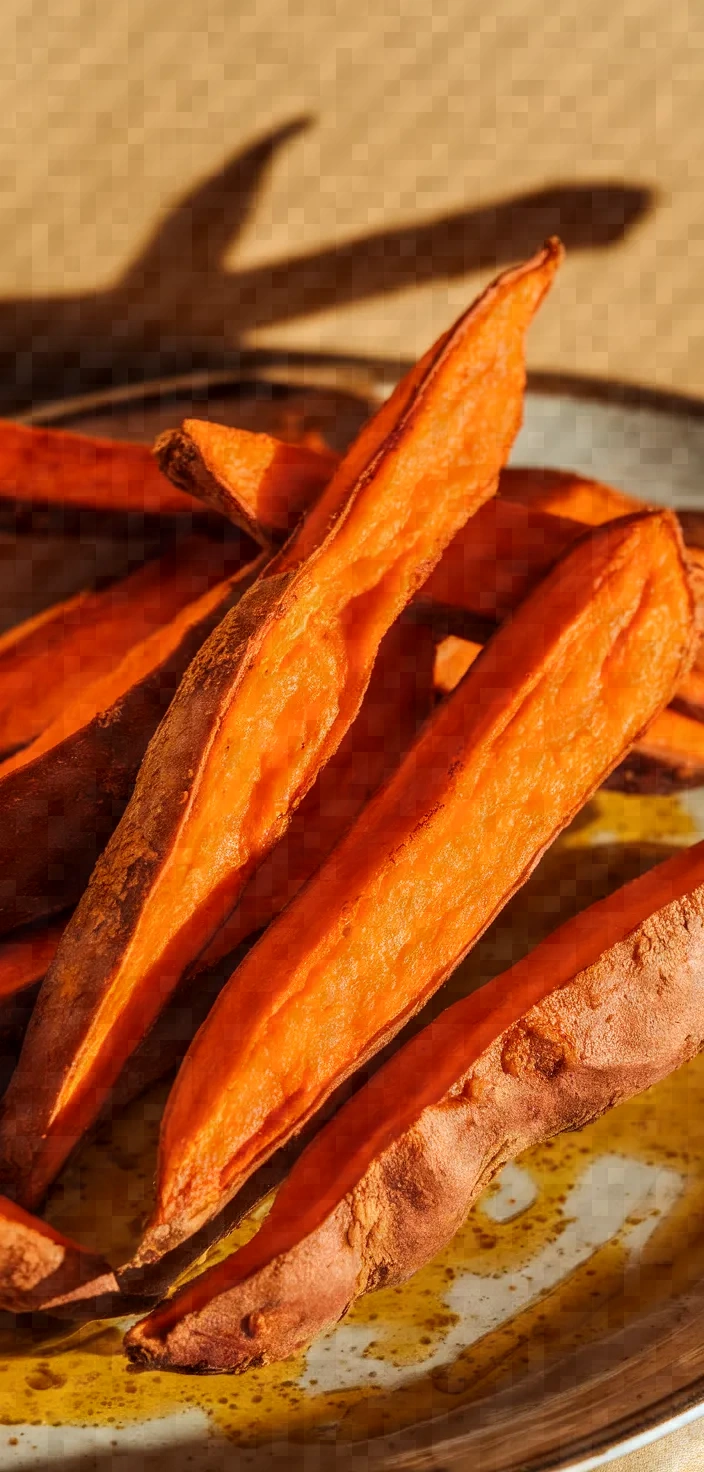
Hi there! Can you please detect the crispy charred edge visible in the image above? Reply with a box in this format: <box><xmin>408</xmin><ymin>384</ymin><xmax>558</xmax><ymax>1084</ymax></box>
<box><xmin>0</xmin><ymin>559</ymin><xmax>267</xmax><ymax>936</ymax></box>
<box><xmin>125</xmin><ymin>884</ymin><xmax>704</xmax><ymax>1373</ymax></box>
<box><xmin>154</xmin><ymin>430</ymin><xmax>267</xmax><ymax>546</ymax></box>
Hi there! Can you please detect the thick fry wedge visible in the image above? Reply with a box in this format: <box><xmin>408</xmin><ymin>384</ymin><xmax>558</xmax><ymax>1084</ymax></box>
<box><xmin>0</xmin><ymin>917</ymin><xmax>69</xmax><ymax>1094</ymax></box>
<box><xmin>0</xmin><ymin>536</ymin><xmax>240</xmax><ymax>759</ymax></box>
<box><xmin>128</xmin><ymin>508</ymin><xmax>694</xmax><ymax>1264</ymax></box>
<box><xmin>125</xmin><ymin>839</ymin><xmax>704</xmax><ymax>1372</ymax></box>
<box><xmin>0</xmin><ymin>244</ymin><xmax>561</xmax><ymax>1209</ymax></box>
<box><xmin>0</xmin><ymin>1195</ymin><xmax>117</xmax><ymax>1314</ymax></box>
<box><xmin>0</xmin><ymin>420</ymin><xmax>200</xmax><ymax>516</ymax></box>
<box><xmin>155</xmin><ymin>421</ymin><xmax>339</xmax><ymax>544</ymax></box>
<box><xmin>0</xmin><ymin>917</ymin><xmax>67</xmax><ymax>1007</ymax></box>
<box><xmin>0</xmin><ymin>554</ymin><xmax>264</xmax><ymax>933</ymax></box>
<box><xmin>193</xmin><ymin>617</ymin><xmax>436</xmax><ymax>975</ymax></box>
<box><xmin>497</xmin><ymin>464</ymin><xmax>646</xmax><ymax>523</ymax></box>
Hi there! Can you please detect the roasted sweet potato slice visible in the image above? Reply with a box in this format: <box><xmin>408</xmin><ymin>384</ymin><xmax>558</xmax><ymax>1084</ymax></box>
<box><xmin>497</xmin><ymin>464</ymin><xmax>646</xmax><ymax>523</ymax></box>
<box><xmin>0</xmin><ymin>419</ymin><xmax>201</xmax><ymax>516</ymax></box>
<box><xmin>0</xmin><ymin>244</ymin><xmax>561</xmax><ymax>1209</ymax></box>
<box><xmin>127</xmin><ymin>508</ymin><xmax>694</xmax><ymax>1264</ymax></box>
<box><xmin>155</xmin><ymin>421</ymin><xmax>339</xmax><ymax>544</ymax></box>
<box><xmin>431</xmin><ymin>629</ymin><xmax>704</xmax><ymax>794</ymax></box>
<box><xmin>0</xmin><ymin>916</ymin><xmax>69</xmax><ymax>1094</ymax></box>
<box><xmin>0</xmin><ymin>536</ymin><xmax>240</xmax><ymax>759</ymax></box>
<box><xmin>192</xmin><ymin>617</ymin><xmax>437</xmax><ymax>974</ymax></box>
<box><xmin>107</xmin><ymin>622</ymin><xmax>436</xmax><ymax>1112</ymax></box>
<box><xmin>126</xmin><ymin>839</ymin><xmax>704</xmax><ymax>1372</ymax></box>
<box><xmin>0</xmin><ymin>1195</ymin><xmax>117</xmax><ymax>1314</ymax></box>
<box><xmin>0</xmin><ymin>554</ymin><xmax>264</xmax><ymax>934</ymax></box>
<box><xmin>0</xmin><ymin>916</ymin><xmax>67</xmax><ymax>1006</ymax></box>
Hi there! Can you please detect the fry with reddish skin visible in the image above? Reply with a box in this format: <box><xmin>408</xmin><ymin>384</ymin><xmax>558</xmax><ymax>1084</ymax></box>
<box><xmin>0</xmin><ymin>554</ymin><xmax>264</xmax><ymax>933</ymax></box>
<box><xmin>125</xmin><ymin>840</ymin><xmax>704</xmax><ymax>1373</ymax></box>
<box><xmin>128</xmin><ymin>509</ymin><xmax>694</xmax><ymax>1266</ymax></box>
<box><xmin>154</xmin><ymin>421</ymin><xmax>339</xmax><ymax>544</ymax></box>
<box><xmin>0</xmin><ymin>244</ymin><xmax>560</xmax><ymax>1209</ymax></box>
<box><xmin>0</xmin><ymin>419</ymin><xmax>199</xmax><ymax>516</ymax></box>
<box><xmin>0</xmin><ymin>536</ymin><xmax>241</xmax><ymax>759</ymax></box>
<box><xmin>0</xmin><ymin>1195</ymin><xmax>117</xmax><ymax>1314</ymax></box>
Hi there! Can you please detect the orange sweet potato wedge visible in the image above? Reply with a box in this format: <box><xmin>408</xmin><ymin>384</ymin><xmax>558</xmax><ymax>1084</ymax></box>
<box><xmin>0</xmin><ymin>552</ymin><xmax>264</xmax><ymax>934</ymax></box>
<box><xmin>155</xmin><ymin>421</ymin><xmax>339</xmax><ymax>544</ymax></box>
<box><xmin>0</xmin><ymin>916</ymin><xmax>67</xmax><ymax>1006</ymax></box>
<box><xmin>101</xmin><ymin>622</ymin><xmax>437</xmax><ymax>1117</ymax></box>
<box><xmin>0</xmin><ymin>916</ymin><xmax>70</xmax><ymax>1095</ymax></box>
<box><xmin>126</xmin><ymin>508</ymin><xmax>694</xmax><ymax>1265</ymax></box>
<box><xmin>497</xmin><ymin>464</ymin><xmax>647</xmax><ymax>523</ymax></box>
<box><xmin>0</xmin><ymin>243</ymin><xmax>561</xmax><ymax>1209</ymax></box>
<box><xmin>431</xmin><ymin>633</ymin><xmax>704</xmax><ymax>793</ymax></box>
<box><xmin>125</xmin><ymin>839</ymin><xmax>704</xmax><ymax>1372</ymax></box>
<box><xmin>0</xmin><ymin>535</ymin><xmax>243</xmax><ymax>759</ymax></box>
<box><xmin>0</xmin><ymin>419</ymin><xmax>201</xmax><ymax>516</ymax></box>
<box><xmin>0</xmin><ymin>1195</ymin><xmax>118</xmax><ymax>1315</ymax></box>
<box><xmin>193</xmin><ymin>616</ymin><xmax>437</xmax><ymax>975</ymax></box>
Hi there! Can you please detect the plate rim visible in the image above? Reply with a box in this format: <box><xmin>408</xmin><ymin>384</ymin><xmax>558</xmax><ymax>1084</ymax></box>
<box><xmin>16</xmin><ymin>354</ymin><xmax>704</xmax><ymax>1472</ymax></box>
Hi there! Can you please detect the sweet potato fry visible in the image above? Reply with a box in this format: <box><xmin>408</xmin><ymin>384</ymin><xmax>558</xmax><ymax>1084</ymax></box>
<box><xmin>155</xmin><ymin>421</ymin><xmax>339</xmax><ymax>544</ymax></box>
<box><xmin>0</xmin><ymin>536</ymin><xmax>241</xmax><ymax>759</ymax></box>
<box><xmin>431</xmin><ymin>631</ymin><xmax>704</xmax><ymax>794</ymax></box>
<box><xmin>0</xmin><ymin>419</ymin><xmax>200</xmax><ymax>516</ymax></box>
<box><xmin>419</xmin><ymin>495</ymin><xmax>580</xmax><ymax>623</ymax></box>
<box><xmin>0</xmin><ymin>244</ymin><xmax>561</xmax><ymax>1209</ymax></box>
<box><xmin>125</xmin><ymin>839</ymin><xmax>704</xmax><ymax>1372</ymax></box>
<box><xmin>193</xmin><ymin>617</ymin><xmax>436</xmax><ymax>974</ymax></box>
<box><xmin>127</xmin><ymin>508</ymin><xmax>694</xmax><ymax>1265</ymax></box>
<box><xmin>0</xmin><ymin>916</ymin><xmax>67</xmax><ymax>1007</ymax></box>
<box><xmin>0</xmin><ymin>554</ymin><xmax>265</xmax><ymax>933</ymax></box>
<box><xmin>498</xmin><ymin>464</ymin><xmax>646</xmax><ymax>524</ymax></box>
<box><xmin>0</xmin><ymin>917</ymin><xmax>69</xmax><ymax>1094</ymax></box>
<box><xmin>0</xmin><ymin>1195</ymin><xmax>117</xmax><ymax>1314</ymax></box>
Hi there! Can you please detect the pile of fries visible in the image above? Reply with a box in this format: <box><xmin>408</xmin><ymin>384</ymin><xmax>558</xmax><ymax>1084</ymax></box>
<box><xmin>0</xmin><ymin>240</ymin><xmax>703</xmax><ymax>1376</ymax></box>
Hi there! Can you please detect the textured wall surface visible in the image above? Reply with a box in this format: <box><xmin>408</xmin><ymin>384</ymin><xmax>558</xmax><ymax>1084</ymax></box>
<box><xmin>1</xmin><ymin>0</ymin><xmax>703</xmax><ymax>408</ymax></box>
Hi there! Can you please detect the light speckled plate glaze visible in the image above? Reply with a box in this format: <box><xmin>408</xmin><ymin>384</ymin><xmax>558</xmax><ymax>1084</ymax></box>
<box><xmin>3</xmin><ymin>360</ymin><xmax>704</xmax><ymax>1472</ymax></box>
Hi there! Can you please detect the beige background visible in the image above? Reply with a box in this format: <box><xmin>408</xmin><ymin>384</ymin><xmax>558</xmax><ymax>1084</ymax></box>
<box><xmin>4</xmin><ymin>1</ymin><xmax>704</xmax><ymax>1466</ymax></box>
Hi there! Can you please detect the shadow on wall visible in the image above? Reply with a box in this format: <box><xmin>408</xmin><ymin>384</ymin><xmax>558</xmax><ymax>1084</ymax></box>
<box><xmin>2</xmin><ymin>117</ymin><xmax>655</xmax><ymax>411</ymax></box>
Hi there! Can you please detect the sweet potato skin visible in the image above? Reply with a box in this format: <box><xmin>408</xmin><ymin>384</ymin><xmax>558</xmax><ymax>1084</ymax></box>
<box><xmin>0</xmin><ymin>557</ymin><xmax>264</xmax><ymax>934</ymax></box>
<box><xmin>155</xmin><ymin>421</ymin><xmax>338</xmax><ymax>544</ymax></box>
<box><xmin>126</xmin><ymin>878</ymin><xmax>704</xmax><ymax>1373</ymax></box>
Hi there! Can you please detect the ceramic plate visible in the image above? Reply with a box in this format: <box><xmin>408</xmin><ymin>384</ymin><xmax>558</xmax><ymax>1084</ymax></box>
<box><xmin>3</xmin><ymin>359</ymin><xmax>704</xmax><ymax>1472</ymax></box>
